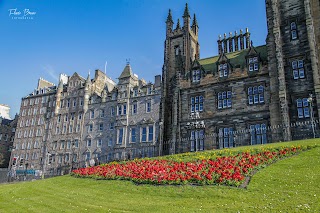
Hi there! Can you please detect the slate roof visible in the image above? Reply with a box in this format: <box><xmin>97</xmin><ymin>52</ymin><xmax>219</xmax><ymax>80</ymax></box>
<box><xmin>199</xmin><ymin>45</ymin><xmax>267</xmax><ymax>73</ymax></box>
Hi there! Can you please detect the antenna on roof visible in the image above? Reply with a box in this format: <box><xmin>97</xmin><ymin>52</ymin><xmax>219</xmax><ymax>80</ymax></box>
<box><xmin>126</xmin><ymin>58</ymin><xmax>130</xmax><ymax>65</ymax></box>
<box><xmin>104</xmin><ymin>60</ymin><xmax>108</xmax><ymax>74</ymax></box>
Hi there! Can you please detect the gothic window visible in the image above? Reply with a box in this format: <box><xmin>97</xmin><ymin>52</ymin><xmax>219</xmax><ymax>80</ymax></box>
<box><xmin>217</xmin><ymin>91</ymin><xmax>232</xmax><ymax>109</ymax></box>
<box><xmin>292</xmin><ymin>59</ymin><xmax>305</xmax><ymax>79</ymax></box>
<box><xmin>74</xmin><ymin>139</ymin><xmax>79</xmax><ymax>148</ymax></box>
<box><xmin>248</xmin><ymin>85</ymin><xmax>264</xmax><ymax>105</ymax></box>
<box><xmin>190</xmin><ymin>95</ymin><xmax>203</xmax><ymax>112</ymax></box>
<box><xmin>192</xmin><ymin>70</ymin><xmax>201</xmax><ymax>83</ymax></box>
<box><xmin>118</xmin><ymin>128</ymin><xmax>124</xmax><ymax>144</ymax></box>
<box><xmin>190</xmin><ymin>129</ymin><xmax>204</xmax><ymax>152</ymax></box>
<box><xmin>290</xmin><ymin>22</ymin><xmax>298</xmax><ymax>40</ymax></box>
<box><xmin>218</xmin><ymin>127</ymin><xmax>234</xmax><ymax>148</ymax></box>
<box><xmin>248</xmin><ymin>57</ymin><xmax>259</xmax><ymax>72</ymax></box>
<box><xmin>219</xmin><ymin>63</ymin><xmax>229</xmax><ymax>77</ymax></box>
<box><xmin>296</xmin><ymin>98</ymin><xmax>310</xmax><ymax>118</ymax></box>
<box><xmin>109</xmin><ymin>122</ymin><xmax>114</xmax><ymax>130</ymax></box>
<box><xmin>117</xmin><ymin>105</ymin><xmax>122</xmax><ymax>115</ymax></box>
<box><xmin>71</xmin><ymin>113</ymin><xmax>75</xmax><ymax>120</ymax></box>
<box><xmin>141</xmin><ymin>127</ymin><xmax>147</xmax><ymax>142</ymax></box>
<box><xmin>131</xmin><ymin>128</ymin><xmax>136</xmax><ymax>143</ymax></box>
<box><xmin>250</xmin><ymin>124</ymin><xmax>267</xmax><ymax>145</ymax></box>
<box><xmin>67</xmin><ymin>99</ymin><xmax>70</xmax><ymax>108</ymax></box>
<box><xmin>148</xmin><ymin>126</ymin><xmax>154</xmax><ymax>142</ymax></box>
<box><xmin>123</xmin><ymin>105</ymin><xmax>127</xmax><ymax>115</ymax></box>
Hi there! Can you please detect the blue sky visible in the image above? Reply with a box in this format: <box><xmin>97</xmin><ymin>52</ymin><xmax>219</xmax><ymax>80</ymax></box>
<box><xmin>0</xmin><ymin>0</ymin><xmax>267</xmax><ymax>118</ymax></box>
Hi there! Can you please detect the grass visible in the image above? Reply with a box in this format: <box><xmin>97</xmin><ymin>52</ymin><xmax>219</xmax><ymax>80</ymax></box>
<box><xmin>0</xmin><ymin>139</ymin><xmax>320</xmax><ymax>212</ymax></box>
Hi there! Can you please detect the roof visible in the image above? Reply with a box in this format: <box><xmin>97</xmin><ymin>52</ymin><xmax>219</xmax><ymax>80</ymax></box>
<box><xmin>199</xmin><ymin>45</ymin><xmax>267</xmax><ymax>73</ymax></box>
<box><xmin>119</xmin><ymin>64</ymin><xmax>133</xmax><ymax>79</ymax></box>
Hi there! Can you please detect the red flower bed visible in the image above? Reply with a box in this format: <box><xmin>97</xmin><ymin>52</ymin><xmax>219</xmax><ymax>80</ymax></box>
<box><xmin>71</xmin><ymin>146</ymin><xmax>302</xmax><ymax>186</ymax></box>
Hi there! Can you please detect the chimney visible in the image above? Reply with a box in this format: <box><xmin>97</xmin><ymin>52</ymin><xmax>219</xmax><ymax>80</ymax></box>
<box><xmin>245</xmin><ymin>28</ymin><xmax>251</xmax><ymax>49</ymax></box>
<box><xmin>154</xmin><ymin>75</ymin><xmax>161</xmax><ymax>88</ymax></box>
<box><xmin>228</xmin><ymin>32</ymin><xmax>233</xmax><ymax>53</ymax></box>
<box><xmin>223</xmin><ymin>33</ymin><xmax>228</xmax><ymax>53</ymax></box>
<box><xmin>218</xmin><ymin>35</ymin><xmax>223</xmax><ymax>54</ymax></box>
<box><xmin>239</xmin><ymin>29</ymin><xmax>244</xmax><ymax>50</ymax></box>
<box><xmin>234</xmin><ymin>31</ymin><xmax>239</xmax><ymax>51</ymax></box>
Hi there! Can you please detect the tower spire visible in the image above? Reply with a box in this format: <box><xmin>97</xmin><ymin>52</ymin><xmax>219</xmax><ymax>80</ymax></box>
<box><xmin>192</xmin><ymin>13</ymin><xmax>198</xmax><ymax>27</ymax></box>
<box><xmin>183</xmin><ymin>3</ymin><xmax>190</xmax><ymax>18</ymax></box>
<box><xmin>166</xmin><ymin>9</ymin><xmax>173</xmax><ymax>24</ymax></box>
<box><xmin>176</xmin><ymin>18</ymin><xmax>181</xmax><ymax>30</ymax></box>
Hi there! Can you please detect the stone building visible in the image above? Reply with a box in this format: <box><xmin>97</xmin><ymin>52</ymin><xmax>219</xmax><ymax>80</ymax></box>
<box><xmin>0</xmin><ymin>115</ymin><xmax>17</xmax><ymax>168</ymax></box>
<box><xmin>10</xmin><ymin>65</ymin><xmax>161</xmax><ymax>176</ymax></box>
<box><xmin>161</xmin><ymin>2</ymin><xmax>320</xmax><ymax>154</ymax></box>
<box><xmin>82</xmin><ymin>63</ymin><xmax>161</xmax><ymax>165</ymax></box>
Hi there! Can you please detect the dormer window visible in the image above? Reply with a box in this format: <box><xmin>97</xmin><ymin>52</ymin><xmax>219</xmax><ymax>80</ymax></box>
<box><xmin>147</xmin><ymin>87</ymin><xmax>152</xmax><ymax>95</ymax></box>
<box><xmin>248</xmin><ymin>57</ymin><xmax>259</xmax><ymax>72</ymax></box>
<box><xmin>133</xmin><ymin>89</ymin><xmax>138</xmax><ymax>97</ymax></box>
<box><xmin>192</xmin><ymin>70</ymin><xmax>201</xmax><ymax>83</ymax></box>
<box><xmin>219</xmin><ymin>64</ymin><xmax>228</xmax><ymax>77</ymax></box>
<box><xmin>290</xmin><ymin>22</ymin><xmax>298</xmax><ymax>40</ymax></box>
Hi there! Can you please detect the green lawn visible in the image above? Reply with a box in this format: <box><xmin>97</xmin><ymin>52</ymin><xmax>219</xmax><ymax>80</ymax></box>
<box><xmin>0</xmin><ymin>139</ymin><xmax>320</xmax><ymax>212</ymax></box>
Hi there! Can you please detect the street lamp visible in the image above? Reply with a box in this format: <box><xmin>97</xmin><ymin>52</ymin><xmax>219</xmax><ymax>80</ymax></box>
<box><xmin>307</xmin><ymin>94</ymin><xmax>316</xmax><ymax>138</ymax></box>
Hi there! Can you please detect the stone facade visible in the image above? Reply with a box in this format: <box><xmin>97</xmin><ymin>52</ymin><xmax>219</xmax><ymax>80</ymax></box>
<box><xmin>10</xmin><ymin>66</ymin><xmax>161</xmax><ymax>176</ymax></box>
<box><xmin>161</xmin><ymin>2</ymin><xmax>320</xmax><ymax>154</ymax></box>
<box><xmin>0</xmin><ymin>116</ymin><xmax>17</xmax><ymax>168</ymax></box>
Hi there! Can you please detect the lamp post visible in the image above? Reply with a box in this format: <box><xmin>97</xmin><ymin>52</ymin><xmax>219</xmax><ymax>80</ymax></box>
<box><xmin>307</xmin><ymin>94</ymin><xmax>316</xmax><ymax>138</ymax></box>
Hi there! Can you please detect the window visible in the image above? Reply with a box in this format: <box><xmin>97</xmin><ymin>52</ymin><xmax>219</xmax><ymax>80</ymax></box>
<box><xmin>109</xmin><ymin>122</ymin><xmax>114</xmax><ymax>130</ymax></box>
<box><xmin>118</xmin><ymin>105</ymin><xmax>122</xmax><ymax>115</ymax></box>
<box><xmin>60</xmin><ymin>141</ymin><xmax>65</xmax><ymax>149</ymax></box>
<box><xmin>85</xmin><ymin>152</ymin><xmax>90</xmax><ymax>161</ymax></box>
<box><xmin>111</xmin><ymin>106</ymin><xmax>115</xmax><ymax>116</ymax></box>
<box><xmin>123</xmin><ymin>105</ymin><xmax>127</xmax><ymax>115</ymax></box>
<box><xmin>248</xmin><ymin>85</ymin><xmax>264</xmax><ymax>105</ymax></box>
<box><xmin>297</xmin><ymin>98</ymin><xmax>310</xmax><ymax>118</ymax></box>
<box><xmin>148</xmin><ymin>126</ymin><xmax>153</xmax><ymax>142</ymax></box>
<box><xmin>250</xmin><ymin>124</ymin><xmax>267</xmax><ymax>145</ymax></box>
<box><xmin>87</xmin><ymin>139</ymin><xmax>92</xmax><ymax>147</ymax></box>
<box><xmin>99</xmin><ymin>123</ymin><xmax>103</xmax><ymax>131</ymax></box>
<box><xmin>56</xmin><ymin>127</ymin><xmax>60</xmax><ymax>135</ymax></box>
<box><xmin>67</xmin><ymin>99</ymin><xmax>70</xmax><ymax>108</ymax></box>
<box><xmin>108</xmin><ymin>138</ymin><xmax>113</xmax><ymax>147</ymax></box>
<box><xmin>248</xmin><ymin>57</ymin><xmax>259</xmax><ymax>72</ymax></box>
<box><xmin>74</xmin><ymin>139</ymin><xmax>79</xmax><ymax>148</ymax></box>
<box><xmin>100</xmin><ymin>110</ymin><xmax>105</xmax><ymax>118</ymax></box>
<box><xmin>190</xmin><ymin>130</ymin><xmax>204</xmax><ymax>152</ymax></box>
<box><xmin>97</xmin><ymin>139</ymin><xmax>102</xmax><ymax>147</ymax></box>
<box><xmin>67</xmin><ymin>141</ymin><xmax>71</xmax><ymax>149</ymax></box>
<box><xmin>69</xmin><ymin>125</ymin><xmax>73</xmax><ymax>133</ymax></box>
<box><xmin>88</xmin><ymin>124</ymin><xmax>93</xmax><ymax>132</ymax></box>
<box><xmin>141</xmin><ymin>127</ymin><xmax>147</xmax><ymax>142</ymax></box>
<box><xmin>292</xmin><ymin>59</ymin><xmax>305</xmax><ymax>79</ymax></box>
<box><xmin>71</xmin><ymin>113</ymin><xmax>75</xmax><ymax>121</ymax></box>
<box><xmin>190</xmin><ymin>95</ymin><xmax>204</xmax><ymax>112</ymax></box>
<box><xmin>147</xmin><ymin>87</ymin><xmax>152</xmax><ymax>95</ymax></box>
<box><xmin>73</xmin><ymin>99</ymin><xmax>76</xmax><ymax>107</ymax></box>
<box><xmin>79</xmin><ymin>98</ymin><xmax>83</xmax><ymax>106</ymax></box>
<box><xmin>132</xmin><ymin>102</ymin><xmax>137</xmax><ymax>114</ymax></box>
<box><xmin>290</xmin><ymin>21</ymin><xmax>298</xmax><ymax>40</ymax></box>
<box><xmin>90</xmin><ymin>110</ymin><xmax>95</xmax><ymax>119</ymax></box>
<box><xmin>218</xmin><ymin>127</ymin><xmax>234</xmax><ymax>148</ymax></box>
<box><xmin>218</xmin><ymin>91</ymin><xmax>232</xmax><ymax>109</ymax></box>
<box><xmin>131</xmin><ymin>128</ymin><xmax>136</xmax><ymax>143</ymax></box>
<box><xmin>219</xmin><ymin>63</ymin><xmax>228</xmax><ymax>77</ymax></box>
<box><xmin>133</xmin><ymin>89</ymin><xmax>138</xmax><ymax>97</ymax></box>
<box><xmin>146</xmin><ymin>101</ymin><xmax>151</xmax><ymax>113</ymax></box>
<box><xmin>65</xmin><ymin>114</ymin><xmax>68</xmax><ymax>122</ymax></box>
<box><xmin>192</xmin><ymin>70</ymin><xmax>201</xmax><ymax>83</ymax></box>
<box><xmin>76</xmin><ymin>124</ymin><xmax>80</xmax><ymax>132</ymax></box>
<box><xmin>78</xmin><ymin>113</ymin><xmax>82</xmax><ymax>120</ymax></box>
<box><xmin>73</xmin><ymin>154</ymin><xmax>77</xmax><ymax>162</ymax></box>
<box><xmin>118</xmin><ymin>128</ymin><xmax>124</xmax><ymax>144</ymax></box>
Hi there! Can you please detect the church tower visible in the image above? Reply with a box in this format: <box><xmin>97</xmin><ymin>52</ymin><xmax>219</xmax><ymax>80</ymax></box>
<box><xmin>160</xmin><ymin>4</ymin><xmax>200</xmax><ymax>154</ymax></box>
